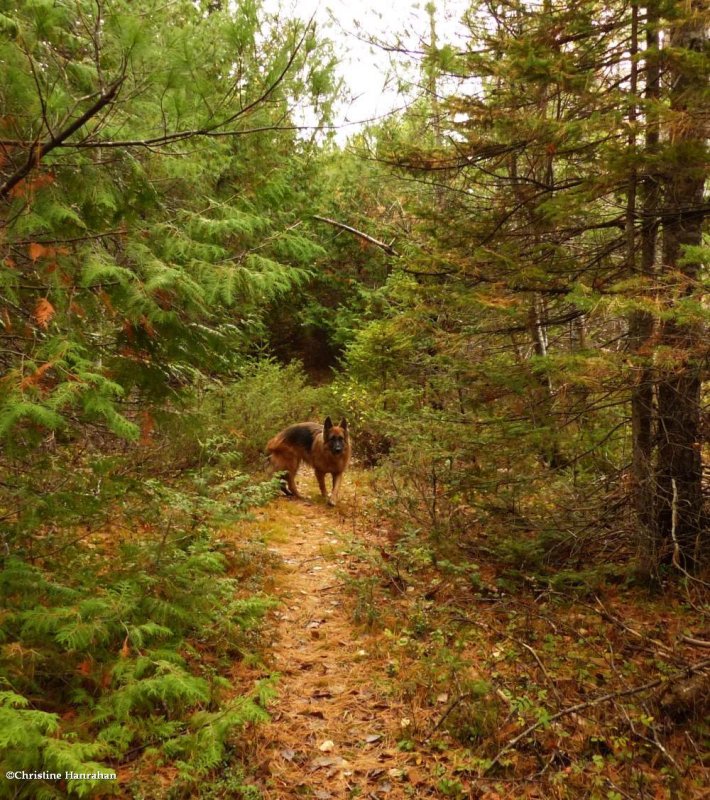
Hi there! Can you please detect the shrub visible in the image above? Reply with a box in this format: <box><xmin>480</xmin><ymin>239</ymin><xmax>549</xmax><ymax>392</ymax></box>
<box><xmin>0</xmin><ymin>468</ymin><xmax>278</xmax><ymax>797</ymax></box>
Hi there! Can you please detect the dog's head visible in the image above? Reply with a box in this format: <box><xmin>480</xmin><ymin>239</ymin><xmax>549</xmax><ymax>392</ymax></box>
<box><xmin>324</xmin><ymin>416</ymin><xmax>348</xmax><ymax>455</ymax></box>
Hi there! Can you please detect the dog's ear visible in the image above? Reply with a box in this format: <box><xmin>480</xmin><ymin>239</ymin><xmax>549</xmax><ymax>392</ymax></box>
<box><xmin>323</xmin><ymin>416</ymin><xmax>333</xmax><ymax>432</ymax></box>
<box><xmin>339</xmin><ymin>418</ymin><xmax>348</xmax><ymax>431</ymax></box>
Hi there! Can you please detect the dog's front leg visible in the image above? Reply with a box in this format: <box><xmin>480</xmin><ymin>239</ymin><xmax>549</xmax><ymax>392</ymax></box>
<box><xmin>315</xmin><ymin>470</ymin><xmax>328</xmax><ymax>499</ymax></box>
<box><xmin>328</xmin><ymin>472</ymin><xmax>343</xmax><ymax>506</ymax></box>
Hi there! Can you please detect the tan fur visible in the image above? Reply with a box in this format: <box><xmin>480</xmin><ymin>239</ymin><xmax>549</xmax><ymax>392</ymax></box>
<box><xmin>266</xmin><ymin>417</ymin><xmax>350</xmax><ymax>506</ymax></box>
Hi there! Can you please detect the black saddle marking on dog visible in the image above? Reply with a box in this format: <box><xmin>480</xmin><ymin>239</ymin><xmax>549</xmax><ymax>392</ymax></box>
<box><xmin>281</xmin><ymin>423</ymin><xmax>320</xmax><ymax>452</ymax></box>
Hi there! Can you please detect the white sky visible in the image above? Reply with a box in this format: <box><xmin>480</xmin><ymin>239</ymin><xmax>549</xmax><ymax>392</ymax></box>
<box><xmin>264</xmin><ymin>0</ymin><xmax>469</xmax><ymax>141</ymax></box>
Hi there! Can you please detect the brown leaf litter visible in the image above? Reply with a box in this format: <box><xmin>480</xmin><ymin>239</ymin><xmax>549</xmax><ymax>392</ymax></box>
<box><xmin>237</xmin><ymin>492</ymin><xmax>435</xmax><ymax>799</ymax></box>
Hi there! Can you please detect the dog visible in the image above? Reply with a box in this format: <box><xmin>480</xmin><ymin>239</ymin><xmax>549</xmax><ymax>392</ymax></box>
<box><xmin>266</xmin><ymin>417</ymin><xmax>350</xmax><ymax>506</ymax></box>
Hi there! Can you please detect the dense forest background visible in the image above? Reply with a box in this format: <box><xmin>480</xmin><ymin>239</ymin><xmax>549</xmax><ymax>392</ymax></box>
<box><xmin>0</xmin><ymin>0</ymin><xmax>707</xmax><ymax>798</ymax></box>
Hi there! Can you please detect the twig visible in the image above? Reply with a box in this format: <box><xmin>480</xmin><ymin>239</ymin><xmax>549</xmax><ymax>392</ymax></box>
<box><xmin>482</xmin><ymin>658</ymin><xmax>710</xmax><ymax>776</ymax></box>
<box><xmin>454</xmin><ymin>615</ymin><xmax>561</xmax><ymax>701</ymax></box>
<box><xmin>679</xmin><ymin>635</ymin><xmax>710</xmax><ymax>649</ymax></box>
<box><xmin>644</xmin><ymin>727</ymin><xmax>681</xmax><ymax>771</ymax></box>
<box><xmin>593</xmin><ymin>595</ymin><xmax>673</xmax><ymax>655</ymax></box>
<box><xmin>11</xmin><ymin>228</ymin><xmax>126</xmax><ymax>246</ymax></box>
<box><xmin>424</xmin><ymin>692</ymin><xmax>471</xmax><ymax>742</ymax></box>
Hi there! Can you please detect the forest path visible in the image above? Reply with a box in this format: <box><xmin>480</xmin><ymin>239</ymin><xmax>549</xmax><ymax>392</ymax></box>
<box><xmin>238</xmin><ymin>474</ymin><xmax>431</xmax><ymax>800</ymax></box>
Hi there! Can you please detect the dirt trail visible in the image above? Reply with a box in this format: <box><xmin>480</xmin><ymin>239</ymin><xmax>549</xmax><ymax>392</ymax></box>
<box><xmin>245</xmin><ymin>490</ymin><xmax>422</xmax><ymax>800</ymax></box>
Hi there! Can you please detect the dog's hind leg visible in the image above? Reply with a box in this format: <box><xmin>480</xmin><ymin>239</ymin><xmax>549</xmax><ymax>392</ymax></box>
<box><xmin>285</xmin><ymin>463</ymin><xmax>302</xmax><ymax>498</ymax></box>
<box><xmin>268</xmin><ymin>451</ymin><xmax>301</xmax><ymax>498</ymax></box>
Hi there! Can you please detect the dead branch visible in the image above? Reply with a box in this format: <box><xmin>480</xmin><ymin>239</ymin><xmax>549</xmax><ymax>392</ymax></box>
<box><xmin>483</xmin><ymin>657</ymin><xmax>710</xmax><ymax>776</ymax></box>
<box><xmin>454</xmin><ymin>615</ymin><xmax>561</xmax><ymax>701</ymax></box>
<box><xmin>1</xmin><ymin>21</ymin><xmax>312</xmax><ymax>193</ymax></box>
<box><xmin>679</xmin><ymin>635</ymin><xmax>710</xmax><ymax>649</ymax></box>
<box><xmin>312</xmin><ymin>215</ymin><xmax>400</xmax><ymax>257</ymax></box>
<box><xmin>592</xmin><ymin>595</ymin><xmax>673</xmax><ymax>655</ymax></box>
<box><xmin>424</xmin><ymin>692</ymin><xmax>472</xmax><ymax>742</ymax></box>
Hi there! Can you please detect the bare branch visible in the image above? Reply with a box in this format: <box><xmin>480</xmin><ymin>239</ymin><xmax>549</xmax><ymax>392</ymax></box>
<box><xmin>483</xmin><ymin>658</ymin><xmax>710</xmax><ymax>776</ymax></box>
<box><xmin>313</xmin><ymin>215</ymin><xmax>400</xmax><ymax>256</ymax></box>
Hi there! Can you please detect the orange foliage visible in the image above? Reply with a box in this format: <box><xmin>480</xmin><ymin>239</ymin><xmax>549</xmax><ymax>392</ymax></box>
<box><xmin>19</xmin><ymin>361</ymin><xmax>54</xmax><ymax>391</ymax></box>
<box><xmin>28</xmin><ymin>242</ymin><xmax>49</xmax><ymax>262</ymax></box>
<box><xmin>122</xmin><ymin>319</ymin><xmax>134</xmax><ymax>342</ymax></box>
<box><xmin>9</xmin><ymin>171</ymin><xmax>55</xmax><ymax>198</ymax></box>
<box><xmin>97</xmin><ymin>289</ymin><xmax>115</xmax><ymax>315</ymax></box>
<box><xmin>141</xmin><ymin>315</ymin><xmax>155</xmax><ymax>338</ymax></box>
<box><xmin>28</xmin><ymin>242</ymin><xmax>69</xmax><ymax>265</ymax></box>
<box><xmin>77</xmin><ymin>659</ymin><xmax>93</xmax><ymax>676</ymax></box>
<box><xmin>33</xmin><ymin>297</ymin><xmax>55</xmax><ymax>329</ymax></box>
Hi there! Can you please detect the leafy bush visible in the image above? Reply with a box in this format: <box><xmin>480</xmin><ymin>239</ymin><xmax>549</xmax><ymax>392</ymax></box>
<box><xmin>195</xmin><ymin>359</ymin><xmax>333</xmax><ymax>468</ymax></box>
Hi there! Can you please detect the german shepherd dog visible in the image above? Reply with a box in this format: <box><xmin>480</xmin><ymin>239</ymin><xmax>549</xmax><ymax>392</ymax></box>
<box><xmin>266</xmin><ymin>417</ymin><xmax>350</xmax><ymax>506</ymax></box>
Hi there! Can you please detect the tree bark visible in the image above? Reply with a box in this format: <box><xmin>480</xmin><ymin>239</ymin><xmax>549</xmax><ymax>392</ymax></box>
<box><xmin>631</xmin><ymin>0</ymin><xmax>659</xmax><ymax>579</ymax></box>
<box><xmin>653</xmin><ymin>1</ymin><xmax>708</xmax><ymax>570</ymax></box>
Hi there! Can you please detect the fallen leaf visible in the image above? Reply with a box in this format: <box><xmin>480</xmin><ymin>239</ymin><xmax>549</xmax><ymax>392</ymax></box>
<box><xmin>311</xmin><ymin>756</ymin><xmax>337</xmax><ymax>769</ymax></box>
<box><xmin>319</xmin><ymin>740</ymin><xmax>335</xmax><ymax>752</ymax></box>
<box><xmin>365</xmin><ymin>734</ymin><xmax>383</xmax><ymax>743</ymax></box>
<box><xmin>301</xmin><ymin>709</ymin><xmax>325</xmax><ymax>719</ymax></box>
<box><xmin>280</xmin><ymin>748</ymin><xmax>296</xmax><ymax>762</ymax></box>
<box><xmin>310</xmin><ymin>756</ymin><xmax>350</xmax><ymax>771</ymax></box>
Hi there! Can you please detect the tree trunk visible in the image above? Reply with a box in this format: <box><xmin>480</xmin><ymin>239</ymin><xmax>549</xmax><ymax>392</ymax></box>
<box><xmin>631</xmin><ymin>0</ymin><xmax>659</xmax><ymax>579</ymax></box>
<box><xmin>652</xmin><ymin>2</ymin><xmax>708</xmax><ymax>570</ymax></box>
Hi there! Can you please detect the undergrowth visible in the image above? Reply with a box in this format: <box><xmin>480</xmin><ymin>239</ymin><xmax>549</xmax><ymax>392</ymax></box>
<box><xmin>0</xmin><ymin>357</ymin><xmax>353</xmax><ymax>798</ymax></box>
<box><xmin>343</xmin><ymin>472</ymin><xmax>710</xmax><ymax>800</ymax></box>
<box><xmin>1</xmin><ymin>467</ymin><xmax>279</xmax><ymax>799</ymax></box>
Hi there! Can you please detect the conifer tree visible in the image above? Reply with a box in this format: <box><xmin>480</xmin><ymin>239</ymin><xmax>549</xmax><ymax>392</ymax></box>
<box><xmin>0</xmin><ymin>0</ymin><xmax>334</xmax><ymax>449</ymax></box>
<box><xmin>347</xmin><ymin>0</ymin><xmax>708</xmax><ymax>574</ymax></box>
